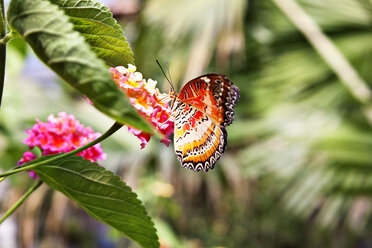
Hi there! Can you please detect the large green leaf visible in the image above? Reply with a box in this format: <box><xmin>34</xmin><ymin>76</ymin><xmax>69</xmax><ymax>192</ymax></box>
<box><xmin>50</xmin><ymin>0</ymin><xmax>134</xmax><ymax>67</ymax></box>
<box><xmin>33</xmin><ymin>155</ymin><xmax>159</xmax><ymax>248</ymax></box>
<box><xmin>7</xmin><ymin>0</ymin><xmax>152</xmax><ymax>133</ymax></box>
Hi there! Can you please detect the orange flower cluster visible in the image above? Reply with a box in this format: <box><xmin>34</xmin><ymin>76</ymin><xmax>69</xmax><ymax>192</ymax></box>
<box><xmin>110</xmin><ymin>65</ymin><xmax>174</xmax><ymax>149</ymax></box>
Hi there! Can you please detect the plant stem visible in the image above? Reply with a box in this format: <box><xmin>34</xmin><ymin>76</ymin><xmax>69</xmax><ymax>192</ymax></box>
<box><xmin>0</xmin><ymin>0</ymin><xmax>6</xmax><ymax>108</ymax></box>
<box><xmin>0</xmin><ymin>32</ymin><xmax>15</xmax><ymax>45</ymax></box>
<box><xmin>0</xmin><ymin>180</ymin><xmax>43</xmax><ymax>224</ymax></box>
<box><xmin>0</xmin><ymin>122</ymin><xmax>123</xmax><ymax>178</ymax></box>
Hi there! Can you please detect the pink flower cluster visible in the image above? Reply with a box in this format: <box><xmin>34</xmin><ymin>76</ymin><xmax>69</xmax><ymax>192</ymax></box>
<box><xmin>110</xmin><ymin>64</ymin><xmax>174</xmax><ymax>149</ymax></box>
<box><xmin>18</xmin><ymin>112</ymin><xmax>106</xmax><ymax>178</ymax></box>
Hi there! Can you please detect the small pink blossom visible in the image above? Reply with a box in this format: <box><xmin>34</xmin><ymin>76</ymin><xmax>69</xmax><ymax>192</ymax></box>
<box><xmin>110</xmin><ymin>64</ymin><xmax>174</xmax><ymax>149</ymax></box>
<box><xmin>18</xmin><ymin>112</ymin><xmax>106</xmax><ymax>178</ymax></box>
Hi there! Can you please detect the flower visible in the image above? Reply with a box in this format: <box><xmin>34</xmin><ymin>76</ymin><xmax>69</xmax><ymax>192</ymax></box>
<box><xmin>18</xmin><ymin>112</ymin><xmax>106</xmax><ymax>178</ymax></box>
<box><xmin>110</xmin><ymin>64</ymin><xmax>174</xmax><ymax>149</ymax></box>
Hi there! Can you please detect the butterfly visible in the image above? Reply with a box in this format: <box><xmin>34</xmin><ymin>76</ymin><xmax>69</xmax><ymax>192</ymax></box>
<box><xmin>170</xmin><ymin>74</ymin><xmax>240</xmax><ymax>172</ymax></box>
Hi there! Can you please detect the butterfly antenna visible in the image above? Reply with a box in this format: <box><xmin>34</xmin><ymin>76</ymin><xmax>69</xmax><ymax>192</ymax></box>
<box><xmin>165</xmin><ymin>59</ymin><xmax>175</xmax><ymax>92</ymax></box>
<box><xmin>156</xmin><ymin>59</ymin><xmax>175</xmax><ymax>92</ymax></box>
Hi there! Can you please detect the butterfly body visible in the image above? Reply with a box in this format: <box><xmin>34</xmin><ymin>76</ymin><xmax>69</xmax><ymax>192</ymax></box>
<box><xmin>172</xmin><ymin>74</ymin><xmax>239</xmax><ymax>172</ymax></box>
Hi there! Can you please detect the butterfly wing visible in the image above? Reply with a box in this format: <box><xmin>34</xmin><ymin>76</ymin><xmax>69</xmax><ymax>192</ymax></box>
<box><xmin>173</xmin><ymin>74</ymin><xmax>239</xmax><ymax>172</ymax></box>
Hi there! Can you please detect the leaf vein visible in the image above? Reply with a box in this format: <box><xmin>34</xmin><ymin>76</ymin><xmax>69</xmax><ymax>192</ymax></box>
<box><xmin>83</xmin><ymin>202</ymin><xmax>155</xmax><ymax>232</ymax></box>
<box><xmin>41</xmin><ymin>164</ymin><xmax>132</xmax><ymax>193</ymax></box>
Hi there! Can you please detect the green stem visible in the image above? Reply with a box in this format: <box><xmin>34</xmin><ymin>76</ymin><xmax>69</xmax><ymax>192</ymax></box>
<box><xmin>0</xmin><ymin>180</ymin><xmax>43</xmax><ymax>224</ymax></box>
<box><xmin>0</xmin><ymin>32</ymin><xmax>16</xmax><ymax>45</ymax></box>
<box><xmin>0</xmin><ymin>0</ymin><xmax>6</xmax><ymax>108</ymax></box>
<box><xmin>0</xmin><ymin>1</ymin><xmax>5</xmax><ymax>38</ymax></box>
<box><xmin>0</xmin><ymin>122</ymin><xmax>123</xmax><ymax>178</ymax></box>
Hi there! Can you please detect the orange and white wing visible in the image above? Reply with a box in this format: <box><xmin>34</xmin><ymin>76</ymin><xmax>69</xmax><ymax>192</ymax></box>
<box><xmin>172</xmin><ymin>74</ymin><xmax>239</xmax><ymax>172</ymax></box>
<box><xmin>173</xmin><ymin>101</ymin><xmax>227</xmax><ymax>172</ymax></box>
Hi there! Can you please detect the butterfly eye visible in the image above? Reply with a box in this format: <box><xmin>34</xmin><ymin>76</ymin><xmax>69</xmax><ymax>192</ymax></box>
<box><xmin>169</xmin><ymin>89</ymin><xmax>175</xmax><ymax>96</ymax></box>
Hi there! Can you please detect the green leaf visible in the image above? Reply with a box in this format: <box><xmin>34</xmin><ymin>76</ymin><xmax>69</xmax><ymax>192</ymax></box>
<box><xmin>33</xmin><ymin>155</ymin><xmax>159</xmax><ymax>248</ymax></box>
<box><xmin>50</xmin><ymin>0</ymin><xmax>134</xmax><ymax>67</ymax></box>
<box><xmin>7</xmin><ymin>0</ymin><xmax>152</xmax><ymax>133</ymax></box>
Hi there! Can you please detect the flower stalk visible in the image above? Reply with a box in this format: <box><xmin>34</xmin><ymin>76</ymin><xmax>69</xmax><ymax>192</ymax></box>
<box><xmin>0</xmin><ymin>180</ymin><xmax>43</xmax><ymax>224</ymax></box>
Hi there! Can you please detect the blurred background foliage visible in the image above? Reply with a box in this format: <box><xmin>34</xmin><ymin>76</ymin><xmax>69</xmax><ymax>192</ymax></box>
<box><xmin>1</xmin><ymin>0</ymin><xmax>372</xmax><ymax>247</ymax></box>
